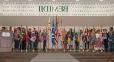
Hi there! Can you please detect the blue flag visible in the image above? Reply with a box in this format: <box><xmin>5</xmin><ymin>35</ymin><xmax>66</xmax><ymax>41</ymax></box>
<box><xmin>51</xmin><ymin>20</ymin><xmax>56</xmax><ymax>47</ymax></box>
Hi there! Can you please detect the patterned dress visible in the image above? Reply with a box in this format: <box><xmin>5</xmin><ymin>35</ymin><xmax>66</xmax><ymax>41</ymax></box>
<box><xmin>79</xmin><ymin>34</ymin><xmax>84</xmax><ymax>50</ymax></box>
<box><xmin>94</xmin><ymin>33</ymin><xmax>103</xmax><ymax>50</ymax></box>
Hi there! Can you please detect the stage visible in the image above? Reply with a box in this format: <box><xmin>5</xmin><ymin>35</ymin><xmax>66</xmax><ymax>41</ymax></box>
<box><xmin>0</xmin><ymin>52</ymin><xmax>114</xmax><ymax>62</ymax></box>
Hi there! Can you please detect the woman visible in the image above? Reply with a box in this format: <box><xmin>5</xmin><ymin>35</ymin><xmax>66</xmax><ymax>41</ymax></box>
<box><xmin>79</xmin><ymin>30</ymin><xmax>84</xmax><ymax>51</ymax></box>
<box><xmin>94</xmin><ymin>30</ymin><xmax>103</xmax><ymax>52</ymax></box>
<box><xmin>67</xmin><ymin>29</ymin><xmax>73</xmax><ymax>51</ymax></box>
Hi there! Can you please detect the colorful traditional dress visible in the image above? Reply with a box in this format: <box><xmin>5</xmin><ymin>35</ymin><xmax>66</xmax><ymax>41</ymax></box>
<box><xmin>94</xmin><ymin>33</ymin><xmax>103</xmax><ymax>50</ymax></box>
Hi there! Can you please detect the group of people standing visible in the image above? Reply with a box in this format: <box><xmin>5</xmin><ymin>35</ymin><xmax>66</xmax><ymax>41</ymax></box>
<box><xmin>1</xmin><ymin>26</ymin><xmax>114</xmax><ymax>52</ymax></box>
<box><xmin>13</xmin><ymin>27</ymin><xmax>47</xmax><ymax>52</ymax></box>
<box><xmin>63</xmin><ymin>27</ymin><xmax>114</xmax><ymax>52</ymax></box>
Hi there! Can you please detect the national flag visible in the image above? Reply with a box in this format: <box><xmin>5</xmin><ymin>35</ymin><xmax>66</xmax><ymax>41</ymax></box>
<box><xmin>55</xmin><ymin>16</ymin><xmax>59</xmax><ymax>49</ymax></box>
<box><xmin>57</xmin><ymin>18</ymin><xmax>63</xmax><ymax>49</ymax></box>
<box><xmin>51</xmin><ymin>19</ymin><xmax>56</xmax><ymax>48</ymax></box>
<box><xmin>73</xmin><ymin>27</ymin><xmax>76</xmax><ymax>49</ymax></box>
<box><xmin>47</xmin><ymin>17</ymin><xmax>52</xmax><ymax>49</ymax></box>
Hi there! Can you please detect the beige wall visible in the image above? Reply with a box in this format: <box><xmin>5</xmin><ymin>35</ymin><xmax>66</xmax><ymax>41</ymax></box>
<box><xmin>0</xmin><ymin>16</ymin><xmax>114</xmax><ymax>26</ymax></box>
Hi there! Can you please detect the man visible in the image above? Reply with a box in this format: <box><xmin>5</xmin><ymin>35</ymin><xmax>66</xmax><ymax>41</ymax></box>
<box><xmin>27</xmin><ymin>28</ymin><xmax>32</xmax><ymax>49</ymax></box>
<box><xmin>18</xmin><ymin>27</ymin><xmax>24</xmax><ymax>51</ymax></box>
<box><xmin>74</xmin><ymin>33</ymin><xmax>79</xmax><ymax>51</ymax></box>
<box><xmin>33</xmin><ymin>28</ymin><xmax>38</xmax><ymax>50</ymax></box>
<box><xmin>30</xmin><ymin>28</ymin><xmax>37</xmax><ymax>52</ymax></box>
<box><xmin>90</xmin><ymin>29</ymin><xmax>96</xmax><ymax>52</ymax></box>
<box><xmin>108</xmin><ymin>27</ymin><xmax>114</xmax><ymax>52</ymax></box>
<box><xmin>21</xmin><ymin>28</ymin><xmax>27</xmax><ymax>50</ymax></box>
<box><xmin>13</xmin><ymin>28</ymin><xmax>20</xmax><ymax>50</ymax></box>
<box><xmin>82</xmin><ymin>30</ymin><xmax>88</xmax><ymax>50</ymax></box>
<box><xmin>102</xmin><ymin>29</ymin><xmax>108</xmax><ymax>52</ymax></box>
<box><xmin>42</xmin><ymin>29</ymin><xmax>47</xmax><ymax>52</ymax></box>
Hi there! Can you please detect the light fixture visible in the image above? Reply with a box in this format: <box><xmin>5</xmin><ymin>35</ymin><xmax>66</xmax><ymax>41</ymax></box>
<box><xmin>52</xmin><ymin>0</ymin><xmax>55</xmax><ymax>2</ymax></box>
<box><xmin>76</xmin><ymin>0</ymin><xmax>80</xmax><ymax>1</ymax></box>
<box><xmin>4</xmin><ymin>0</ymin><xmax>9</xmax><ymax>1</ymax></box>
<box><xmin>99</xmin><ymin>0</ymin><xmax>103</xmax><ymax>1</ymax></box>
<box><xmin>28</xmin><ymin>0</ymin><xmax>32</xmax><ymax>1</ymax></box>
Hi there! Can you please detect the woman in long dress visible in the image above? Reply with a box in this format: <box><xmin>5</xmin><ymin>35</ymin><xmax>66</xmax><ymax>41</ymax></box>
<box><xmin>94</xmin><ymin>30</ymin><xmax>103</xmax><ymax>52</ymax></box>
<box><xmin>79</xmin><ymin>30</ymin><xmax>85</xmax><ymax>51</ymax></box>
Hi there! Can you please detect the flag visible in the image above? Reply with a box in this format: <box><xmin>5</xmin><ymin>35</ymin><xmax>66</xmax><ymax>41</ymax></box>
<box><xmin>47</xmin><ymin>17</ymin><xmax>51</xmax><ymax>49</ymax></box>
<box><xmin>51</xmin><ymin>19</ymin><xmax>56</xmax><ymax>48</ymax></box>
<box><xmin>55</xmin><ymin>16</ymin><xmax>59</xmax><ymax>49</ymax></box>
<box><xmin>57</xmin><ymin>18</ymin><xmax>63</xmax><ymax>49</ymax></box>
<box><xmin>73</xmin><ymin>27</ymin><xmax>76</xmax><ymax>49</ymax></box>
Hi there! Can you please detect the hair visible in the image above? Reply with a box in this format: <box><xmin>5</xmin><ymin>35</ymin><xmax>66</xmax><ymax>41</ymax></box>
<box><xmin>110</xmin><ymin>27</ymin><xmax>113</xmax><ymax>31</ymax></box>
<box><xmin>2</xmin><ymin>27</ymin><xmax>6</xmax><ymax>30</ymax></box>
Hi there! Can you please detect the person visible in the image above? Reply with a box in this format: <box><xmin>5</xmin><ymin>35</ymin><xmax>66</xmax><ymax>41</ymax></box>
<box><xmin>90</xmin><ymin>29</ymin><xmax>96</xmax><ymax>52</ymax></box>
<box><xmin>102</xmin><ymin>29</ymin><xmax>108</xmax><ymax>52</ymax></box>
<box><xmin>17</xmin><ymin>27</ymin><xmax>24</xmax><ymax>51</ymax></box>
<box><xmin>13</xmin><ymin>28</ymin><xmax>20</xmax><ymax>50</ymax></box>
<box><xmin>27</xmin><ymin>28</ymin><xmax>32</xmax><ymax>49</ymax></box>
<box><xmin>108</xmin><ymin>27</ymin><xmax>114</xmax><ymax>52</ymax></box>
<box><xmin>75</xmin><ymin>33</ymin><xmax>79</xmax><ymax>51</ymax></box>
<box><xmin>82</xmin><ymin>29</ymin><xmax>89</xmax><ymax>50</ymax></box>
<box><xmin>63</xmin><ymin>29</ymin><xmax>68</xmax><ymax>52</ymax></box>
<box><xmin>33</xmin><ymin>28</ymin><xmax>38</xmax><ymax>50</ymax></box>
<box><xmin>0</xmin><ymin>27</ymin><xmax>13</xmax><ymax>52</ymax></box>
<box><xmin>94</xmin><ymin>30</ymin><xmax>103</xmax><ymax>52</ymax></box>
<box><xmin>79</xmin><ymin>30</ymin><xmax>84</xmax><ymax>51</ymax></box>
<box><xmin>67</xmin><ymin>28</ymin><xmax>73</xmax><ymax>51</ymax></box>
<box><xmin>42</xmin><ymin>29</ymin><xmax>47</xmax><ymax>52</ymax></box>
<box><xmin>36</xmin><ymin>29</ymin><xmax>40</xmax><ymax>50</ymax></box>
<box><xmin>21</xmin><ymin>28</ymin><xmax>27</xmax><ymax>50</ymax></box>
<box><xmin>30</xmin><ymin>29</ymin><xmax>37</xmax><ymax>52</ymax></box>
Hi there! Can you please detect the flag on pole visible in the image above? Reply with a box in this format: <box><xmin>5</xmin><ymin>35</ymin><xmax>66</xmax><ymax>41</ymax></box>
<box><xmin>47</xmin><ymin>17</ymin><xmax>51</xmax><ymax>49</ymax></box>
<box><xmin>51</xmin><ymin>19</ymin><xmax>56</xmax><ymax>48</ymax></box>
<box><xmin>73</xmin><ymin>26</ymin><xmax>76</xmax><ymax>49</ymax></box>
<box><xmin>55</xmin><ymin>16</ymin><xmax>59</xmax><ymax>49</ymax></box>
<box><xmin>57</xmin><ymin>18</ymin><xmax>63</xmax><ymax>49</ymax></box>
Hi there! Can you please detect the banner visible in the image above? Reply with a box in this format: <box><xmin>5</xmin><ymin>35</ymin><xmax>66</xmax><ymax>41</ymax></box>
<box><xmin>0</xmin><ymin>1</ymin><xmax>113</xmax><ymax>16</ymax></box>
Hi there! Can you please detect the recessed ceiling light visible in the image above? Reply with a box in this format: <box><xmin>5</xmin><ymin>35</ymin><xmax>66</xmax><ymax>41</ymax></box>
<box><xmin>52</xmin><ymin>0</ymin><xmax>55</xmax><ymax>2</ymax></box>
<box><xmin>99</xmin><ymin>0</ymin><xmax>103</xmax><ymax>1</ymax></box>
<box><xmin>28</xmin><ymin>0</ymin><xmax>32</xmax><ymax>1</ymax></box>
<box><xmin>4</xmin><ymin>0</ymin><xmax>9</xmax><ymax>1</ymax></box>
<box><xmin>76</xmin><ymin>0</ymin><xmax>80</xmax><ymax>1</ymax></box>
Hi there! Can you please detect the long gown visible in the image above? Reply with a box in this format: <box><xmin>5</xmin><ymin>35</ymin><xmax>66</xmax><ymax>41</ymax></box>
<box><xmin>94</xmin><ymin>33</ymin><xmax>103</xmax><ymax>50</ymax></box>
<box><xmin>79</xmin><ymin>34</ymin><xmax>84</xmax><ymax>50</ymax></box>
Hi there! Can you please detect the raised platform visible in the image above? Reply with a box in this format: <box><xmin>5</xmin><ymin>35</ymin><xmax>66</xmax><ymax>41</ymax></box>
<box><xmin>0</xmin><ymin>52</ymin><xmax>114</xmax><ymax>62</ymax></box>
